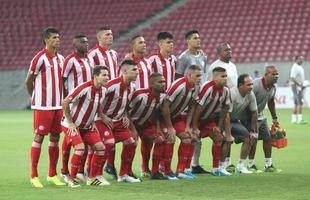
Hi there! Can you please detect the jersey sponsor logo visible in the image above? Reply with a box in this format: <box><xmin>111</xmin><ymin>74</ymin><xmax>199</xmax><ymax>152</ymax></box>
<box><xmin>104</xmin><ymin>131</ymin><xmax>110</xmax><ymax>136</ymax></box>
<box><xmin>39</xmin><ymin>125</ymin><xmax>45</xmax><ymax>131</ymax></box>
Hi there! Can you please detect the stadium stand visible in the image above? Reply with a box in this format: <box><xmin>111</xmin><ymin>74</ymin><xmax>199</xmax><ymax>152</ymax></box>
<box><xmin>113</xmin><ymin>0</ymin><xmax>310</xmax><ymax>63</ymax></box>
<box><xmin>1</xmin><ymin>0</ymin><xmax>310</xmax><ymax>109</ymax></box>
<box><xmin>0</xmin><ymin>0</ymin><xmax>172</xmax><ymax>69</ymax></box>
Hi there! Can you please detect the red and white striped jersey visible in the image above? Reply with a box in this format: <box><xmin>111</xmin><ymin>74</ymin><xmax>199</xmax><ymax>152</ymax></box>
<box><xmin>62</xmin><ymin>51</ymin><xmax>93</xmax><ymax>95</ymax></box>
<box><xmin>88</xmin><ymin>44</ymin><xmax>118</xmax><ymax>80</ymax></box>
<box><xmin>148</xmin><ymin>52</ymin><xmax>176</xmax><ymax>91</ymax></box>
<box><xmin>62</xmin><ymin>80</ymin><xmax>104</xmax><ymax>129</ymax></box>
<box><xmin>28</xmin><ymin>48</ymin><xmax>64</xmax><ymax>110</ymax></box>
<box><xmin>131</xmin><ymin>53</ymin><xmax>151</xmax><ymax>89</ymax></box>
<box><xmin>198</xmin><ymin>80</ymin><xmax>231</xmax><ymax>120</ymax></box>
<box><xmin>165</xmin><ymin>77</ymin><xmax>197</xmax><ymax>119</ymax></box>
<box><xmin>97</xmin><ymin>76</ymin><xmax>135</xmax><ymax>122</ymax></box>
<box><xmin>128</xmin><ymin>88</ymin><xmax>165</xmax><ymax>126</ymax></box>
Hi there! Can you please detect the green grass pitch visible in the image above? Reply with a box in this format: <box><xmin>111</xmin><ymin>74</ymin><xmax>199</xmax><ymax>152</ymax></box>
<box><xmin>0</xmin><ymin>109</ymin><xmax>310</xmax><ymax>200</ymax></box>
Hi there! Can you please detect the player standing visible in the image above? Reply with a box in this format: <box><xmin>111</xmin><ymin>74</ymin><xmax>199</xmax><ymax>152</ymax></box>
<box><xmin>149</xmin><ymin>31</ymin><xmax>176</xmax><ymax>91</ymax></box>
<box><xmin>175</xmin><ymin>30</ymin><xmax>208</xmax><ymax>80</ymax></box>
<box><xmin>126</xmin><ymin>35</ymin><xmax>151</xmax><ymax>89</ymax></box>
<box><xmin>25</xmin><ymin>27</ymin><xmax>65</xmax><ymax>188</ymax></box>
<box><xmin>88</xmin><ymin>26</ymin><xmax>118</xmax><ymax>80</ymax></box>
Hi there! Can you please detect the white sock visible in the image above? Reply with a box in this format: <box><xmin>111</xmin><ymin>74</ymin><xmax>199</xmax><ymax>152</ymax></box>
<box><xmin>237</xmin><ymin>159</ymin><xmax>245</xmax><ymax>169</ymax></box>
<box><xmin>192</xmin><ymin>140</ymin><xmax>202</xmax><ymax>167</ymax></box>
<box><xmin>292</xmin><ymin>114</ymin><xmax>297</xmax><ymax>123</ymax></box>
<box><xmin>248</xmin><ymin>159</ymin><xmax>255</xmax><ymax>167</ymax></box>
<box><xmin>297</xmin><ymin>114</ymin><xmax>303</xmax><ymax>123</ymax></box>
<box><xmin>213</xmin><ymin>167</ymin><xmax>219</xmax><ymax>172</ymax></box>
<box><xmin>225</xmin><ymin>157</ymin><xmax>232</xmax><ymax>167</ymax></box>
<box><xmin>265</xmin><ymin>158</ymin><xmax>272</xmax><ymax>167</ymax></box>
<box><xmin>219</xmin><ymin>161</ymin><xmax>225</xmax><ymax>169</ymax></box>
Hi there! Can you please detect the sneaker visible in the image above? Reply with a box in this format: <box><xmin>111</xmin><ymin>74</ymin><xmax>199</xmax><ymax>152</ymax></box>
<box><xmin>150</xmin><ymin>171</ymin><xmax>168</xmax><ymax>180</ymax></box>
<box><xmin>67</xmin><ymin>178</ymin><xmax>81</xmax><ymax>188</ymax></box>
<box><xmin>104</xmin><ymin>164</ymin><xmax>118</xmax><ymax>179</ymax></box>
<box><xmin>47</xmin><ymin>175</ymin><xmax>66</xmax><ymax>186</ymax></box>
<box><xmin>117</xmin><ymin>174</ymin><xmax>141</xmax><ymax>183</ymax></box>
<box><xmin>298</xmin><ymin>119</ymin><xmax>308</xmax><ymax>124</ymax></box>
<box><xmin>212</xmin><ymin>168</ymin><xmax>231</xmax><ymax>176</ymax></box>
<box><xmin>192</xmin><ymin>165</ymin><xmax>210</xmax><ymax>174</ymax></box>
<box><xmin>226</xmin><ymin>164</ymin><xmax>236</xmax><ymax>173</ymax></box>
<box><xmin>184</xmin><ymin>168</ymin><xmax>197</xmax><ymax>179</ymax></box>
<box><xmin>30</xmin><ymin>177</ymin><xmax>43</xmax><ymax>188</ymax></box>
<box><xmin>76</xmin><ymin>173</ymin><xmax>87</xmax><ymax>183</ymax></box>
<box><xmin>128</xmin><ymin>172</ymin><xmax>141</xmax><ymax>181</ymax></box>
<box><xmin>235</xmin><ymin>166</ymin><xmax>253</xmax><ymax>174</ymax></box>
<box><xmin>264</xmin><ymin>164</ymin><xmax>282</xmax><ymax>173</ymax></box>
<box><xmin>248</xmin><ymin>165</ymin><xmax>263</xmax><ymax>173</ymax></box>
<box><xmin>140</xmin><ymin>170</ymin><xmax>151</xmax><ymax>178</ymax></box>
<box><xmin>163</xmin><ymin>172</ymin><xmax>179</xmax><ymax>180</ymax></box>
<box><xmin>176</xmin><ymin>172</ymin><xmax>194</xmax><ymax>180</ymax></box>
<box><xmin>87</xmin><ymin>176</ymin><xmax>110</xmax><ymax>186</ymax></box>
<box><xmin>61</xmin><ymin>173</ymin><xmax>70</xmax><ymax>184</ymax></box>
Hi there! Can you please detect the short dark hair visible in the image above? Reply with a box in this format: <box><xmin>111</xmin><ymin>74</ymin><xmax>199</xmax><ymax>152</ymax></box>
<box><xmin>96</xmin><ymin>26</ymin><xmax>111</xmax><ymax>35</ymax></box>
<box><xmin>185</xmin><ymin>65</ymin><xmax>201</xmax><ymax>74</ymax></box>
<box><xmin>212</xmin><ymin>67</ymin><xmax>226</xmax><ymax>73</ymax></box>
<box><xmin>185</xmin><ymin>29</ymin><xmax>199</xmax><ymax>40</ymax></box>
<box><xmin>238</xmin><ymin>74</ymin><xmax>250</xmax><ymax>87</ymax></box>
<box><xmin>73</xmin><ymin>34</ymin><xmax>87</xmax><ymax>39</ymax></box>
<box><xmin>294</xmin><ymin>55</ymin><xmax>303</xmax><ymax>60</ymax></box>
<box><xmin>130</xmin><ymin>35</ymin><xmax>142</xmax><ymax>43</ymax></box>
<box><xmin>150</xmin><ymin>72</ymin><xmax>164</xmax><ymax>80</ymax></box>
<box><xmin>41</xmin><ymin>27</ymin><xmax>59</xmax><ymax>45</ymax></box>
<box><xmin>157</xmin><ymin>32</ymin><xmax>173</xmax><ymax>41</ymax></box>
<box><xmin>119</xmin><ymin>59</ymin><xmax>138</xmax><ymax>70</ymax></box>
<box><xmin>92</xmin><ymin>65</ymin><xmax>108</xmax><ymax>79</ymax></box>
<box><xmin>265</xmin><ymin>65</ymin><xmax>277</xmax><ymax>74</ymax></box>
<box><xmin>188</xmin><ymin>65</ymin><xmax>201</xmax><ymax>71</ymax></box>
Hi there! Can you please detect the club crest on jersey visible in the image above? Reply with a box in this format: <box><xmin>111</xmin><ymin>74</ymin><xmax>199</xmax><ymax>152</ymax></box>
<box><xmin>104</xmin><ymin>131</ymin><xmax>110</xmax><ymax>136</ymax></box>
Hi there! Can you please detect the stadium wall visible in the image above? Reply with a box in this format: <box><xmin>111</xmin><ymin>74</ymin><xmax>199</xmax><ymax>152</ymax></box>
<box><xmin>0</xmin><ymin>61</ymin><xmax>309</xmax><ymax>110</ymax></box>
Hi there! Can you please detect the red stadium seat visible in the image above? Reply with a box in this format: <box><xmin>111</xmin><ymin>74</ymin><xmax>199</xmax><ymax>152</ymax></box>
<box><xmin>0</xmin><ymin>0</ymin><xmax>173</xmax><ymax>69</ymax></box>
